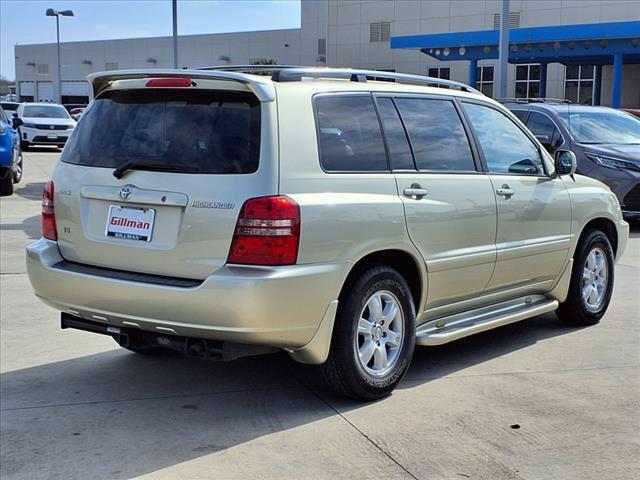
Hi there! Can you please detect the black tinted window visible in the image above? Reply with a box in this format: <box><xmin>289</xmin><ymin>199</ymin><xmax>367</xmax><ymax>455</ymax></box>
<box><xmin>377</xmin><ymin>97</ymin><xmax>414</xmax><ymax>170</ymax></box>
<box><xmin>511</xmin><ymin>110</ymin><xmax>529</xmax><ymax>123</ymax></box>
<box><xmin>62</xmin><ymin>89</ymin><xmax>261</xmax><ymax>174</ymax></box>
<box><xmin>527</xmin><ymin>112</ymin><xmax>563</xmax><ymax>149</ymax></box>
<box><xmin>316</xmin><ymin>95</ymin><xmax>387</xmax><ymax>172</ymax></box>
<box><xmin>394</xmin><ymin>98</ymin><xmax>475</xmax><ymax>171</ymax></box>
<box><xmin>463</xmin><ymin>102</ymin><xmax>544</xmax><ymax>175</ymax></box>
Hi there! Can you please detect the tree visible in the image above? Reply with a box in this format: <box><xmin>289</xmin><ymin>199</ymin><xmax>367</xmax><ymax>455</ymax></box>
<box><xmin>0</xmin><ymin>76</ymin><xmax>14</xmax><ymax>96</ymax></box>
<box><xmin>250</xmin><ymin>58</ymin><xmax>278</xmax><ymax>66</ymax></box>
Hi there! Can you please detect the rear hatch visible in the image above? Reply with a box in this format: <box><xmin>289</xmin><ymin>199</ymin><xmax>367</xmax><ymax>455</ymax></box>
<box><xmin>53</xmin><ymin>77</ymin><xmax>277</xmax><ymax>279</ymax></box>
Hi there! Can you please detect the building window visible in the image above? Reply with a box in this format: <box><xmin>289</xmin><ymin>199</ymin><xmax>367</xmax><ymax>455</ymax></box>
<box><xmin>476</xmin><ymin>65</ymin><xmax>494</xmax><ymax>97</ymax></box>
<box><xmin>565</xmin><ymin>65</ymin><xmax>595</xmax><ymax>105</ymax></box>
<box><xmin>317</xmin><ymin>38</ymin><xmax>326</xmax><ymax>56</ymax></box>
<box><xmin>515</xmin><ymin>64</ymin><xmax>540</xmax><ymax>99</ymax></box>
<box><xmin>427</xmin><ymin>67</ymin><xmax>450</xmax><ymax>80</ymax></box>
<box><xmin>37</xmin><ymin>64</ymin><xmax>49</xmax><ymax>74</ymax></box>
<box><xmin>370</xmin><ymin>21</ymin><xmax>391</xmax><ymax>43</ymax></box>
<box><xmin>493</xmin><ymin>11</ymin><xmax>521</xmax><ymax>29</ymax></box>
<box><xmin>105</xmin><ymin>62</ymin><xmax>119</xmax><ymax>71</ymax></box>
<box><xmin>367</xmin><ymin>68</ymin><xmax>396</xmax><ymax>82</ymax></box>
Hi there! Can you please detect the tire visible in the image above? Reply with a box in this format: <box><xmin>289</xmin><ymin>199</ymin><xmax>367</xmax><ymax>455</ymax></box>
<box><xmin>0</xmin><ymin>170</ymin><xmax>14</xmax><ymax>196</ymax></box>
<box><xmin>320</xmin><ymin>264</ymin><xmax>416</xmax><ymax>401</ymax></box>
<box><xmin>556</xmin><ymin>229</ymin><xmax>615</xmax><ymax>326</ymax></box>
<box><xmin>12</xmin><ymin>149</ymin><xmax>23</xmax><ymax>184</ymax></box>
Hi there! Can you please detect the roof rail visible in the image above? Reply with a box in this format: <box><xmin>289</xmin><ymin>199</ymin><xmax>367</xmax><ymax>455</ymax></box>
<box><xmin>199</xmin><ymin>65</ymin><xmax>482</xmax><ymax>94</ymax></box>
<box><xmin>497</xmin><ymin>97</ymin><xmax>572</xmax><ymax>105</ymax></box>
<box><xmin>87</xmin><ymin>69</ymin><xmax>277</xmax><ymax>102</ymax></box>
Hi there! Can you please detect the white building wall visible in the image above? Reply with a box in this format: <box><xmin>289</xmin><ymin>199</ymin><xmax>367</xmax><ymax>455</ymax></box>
<box><xmin>14</xmin><ymin>0</ymin><xmax>640</xmax><ymax>106</ymax></box>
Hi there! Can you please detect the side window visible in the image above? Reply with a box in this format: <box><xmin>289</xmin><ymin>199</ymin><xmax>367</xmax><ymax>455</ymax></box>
<box><xmin>376</xmin><ymin>97</ymin><xmax>415</xmax><ymax>170</ymax></box>
<box><xmin>511</xmin><ymin>109</ymin><xmax>529</xmax><ymax>123</ymax></box>
<box><xmin>315</xmin><ymin>95</ymin><xmax>388</xmax><ymax>172</ymax></box>
<box><xmin>462</xmin><ymin>102</ymin><xmax>545</xmax><ymax>175</ymax></box>
<box><xmin>394</xmin><ymin>98</ymin><xmax>476</xmax><ymax>172</ymax></box>
<box><xmin>527</xmin><ymin>112</ymin><xmax>563</xmax><ymax>151</ymax></box>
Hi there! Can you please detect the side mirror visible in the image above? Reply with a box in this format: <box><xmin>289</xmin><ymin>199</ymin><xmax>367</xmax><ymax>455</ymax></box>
<box><xmin>12</xmin><ymin>117</ymin><xmax>23</xmax><ymax>129</ymax></box>
<box><xmin>554</xmin><ymin>149</ymin><xmax>577</xmax><ymax>176</ymax></box>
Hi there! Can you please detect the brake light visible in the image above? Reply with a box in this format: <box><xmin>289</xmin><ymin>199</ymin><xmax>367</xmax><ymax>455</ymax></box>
<box><xmin>228</xmin><ymin>196</ymin><xmax>300</xmax><ymax>266</ymax></box>
<box><xmin>42</xmin><ymin>180</ymin><xmax>57</xmax><ymax>241</ymax></box>
<box><xmin>145</xmin><ymin>77</ymin><xmax>192</xmax><ymax>88</ymax></box>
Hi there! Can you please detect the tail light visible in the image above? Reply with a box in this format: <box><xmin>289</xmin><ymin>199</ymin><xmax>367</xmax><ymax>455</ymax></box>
<box><xmin>145</xmin><ymin>77</ymin><xmax>192</xmax><ymax>88</ymax></box>
<box><xmin>42</xmin><ymin>180</ymin><xmax>57</xmax><ymax>241</ymax></box>
<box><xmin>228</xmin><ymin>196</ymin><xmax>300</xmax><ymax>266</ymax></box>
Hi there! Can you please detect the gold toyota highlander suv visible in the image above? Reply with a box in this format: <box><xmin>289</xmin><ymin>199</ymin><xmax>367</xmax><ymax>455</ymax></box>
<box><xmin>26</xmin><ymin>66</ymin><xmax>629</xmax><ymax>400</ymax></box>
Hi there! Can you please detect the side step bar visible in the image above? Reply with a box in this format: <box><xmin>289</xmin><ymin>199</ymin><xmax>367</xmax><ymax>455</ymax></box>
<box><xmin>416</xmin><ymin>295</ymin><xmax>558</xmax><ymax>346</ymax></box>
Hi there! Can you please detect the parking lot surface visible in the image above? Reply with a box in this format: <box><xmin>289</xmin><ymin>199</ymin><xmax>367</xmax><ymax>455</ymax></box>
<box><xmin>1</xmin><ymin>149</ymin><xmax>639</xmax><ymax>480</ymax></box>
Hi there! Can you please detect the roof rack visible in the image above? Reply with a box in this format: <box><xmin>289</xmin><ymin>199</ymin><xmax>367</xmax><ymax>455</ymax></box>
<box><xmin>497</xmin><ymin>98</ymin><xmax>572</xmax><ymax>105</ymax></box>
<box><xmin>199</xmin><ymin>65</ymin><xmax>481</xmax><ymax>94</ymax></box>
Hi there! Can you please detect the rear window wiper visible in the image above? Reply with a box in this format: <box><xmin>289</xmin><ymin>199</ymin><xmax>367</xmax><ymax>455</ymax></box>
<box><xmin>113</xmin><ymin>162</ymin><xmax>200</xmax><ymax>179</ymax></box>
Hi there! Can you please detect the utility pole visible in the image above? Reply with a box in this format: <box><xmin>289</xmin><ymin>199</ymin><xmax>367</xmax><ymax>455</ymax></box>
<box><xmin>172</xmin><ymin>0</ymin><xmax>178</xmax><ymax>68</ymax></box>
<box><xmin>498</xmin><ymin>0</ymin><xmax>510</xmax><ymax>99</ymax></box>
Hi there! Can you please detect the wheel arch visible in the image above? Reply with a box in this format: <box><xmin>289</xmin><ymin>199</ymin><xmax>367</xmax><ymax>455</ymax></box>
<box><xmin>338</xmin><ymin>249</ymin><xmax>424</xmax><ymax>315</ymax></box>
<box><xmin>578</xmin><ymin>217</ymin><xmax>618</xmax><ymax>258</ymax></box>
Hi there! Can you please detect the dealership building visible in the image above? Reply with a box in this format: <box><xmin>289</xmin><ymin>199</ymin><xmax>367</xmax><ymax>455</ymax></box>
<box><xmin>14</xmin><ymin>0</ymin><xmax>640</xmax><ymax>107</ymax></box>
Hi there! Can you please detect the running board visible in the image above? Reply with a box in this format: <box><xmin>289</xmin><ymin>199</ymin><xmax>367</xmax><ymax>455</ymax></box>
<box><xmin>415</xmin><ymin>295</ymin><xmax>559</xmax><ymax>346</ymax></box>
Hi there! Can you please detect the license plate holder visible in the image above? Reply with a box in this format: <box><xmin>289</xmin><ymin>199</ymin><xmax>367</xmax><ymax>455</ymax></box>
<box><xmin>105</xmin><ymin>205</ymin><xmax>155</xmax><ymax>242</ymax></box>
<box><xmin>47</xmin><ymin>134</ymin><xmax>58</xmax><ymax>140</ymax></box>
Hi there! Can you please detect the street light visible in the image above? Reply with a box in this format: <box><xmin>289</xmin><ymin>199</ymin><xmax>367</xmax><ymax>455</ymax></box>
<box><xmin>46</xmin><ymin>8</ymin><xmax>74</xmax><ymax>104</ymax></box>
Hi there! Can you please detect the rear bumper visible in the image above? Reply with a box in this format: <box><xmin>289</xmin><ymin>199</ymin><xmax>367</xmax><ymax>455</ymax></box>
<box><xmin>26</xmin><ymin>238</ymin><xmax>348</xmax><ymax>351</ymax></box>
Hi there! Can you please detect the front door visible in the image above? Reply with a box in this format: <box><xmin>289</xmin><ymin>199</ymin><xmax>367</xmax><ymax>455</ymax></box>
<box><xmin>375</xmin><ymin>95</ymin><xmax>497</xmax><ymax>308</ymax></box>
<box><xmin>461</xmin><ymin>101</ymin><xmax>571</xmax><ymax>291</ymax></box>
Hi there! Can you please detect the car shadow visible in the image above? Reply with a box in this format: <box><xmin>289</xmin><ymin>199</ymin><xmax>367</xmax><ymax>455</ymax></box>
<box><xmin>0</xmin><ymin>214</ymin><xmax>40</xmax><ymax>239</ymax></box>
<box><xmin>14</xmin><ymin>181</ymin><xmax>45</xmax><ymax>201</ymax></box>
<box><xmin>0</xmin><ymin>311</ymin><xmax>578</xmax><ymax>479</ymax></box>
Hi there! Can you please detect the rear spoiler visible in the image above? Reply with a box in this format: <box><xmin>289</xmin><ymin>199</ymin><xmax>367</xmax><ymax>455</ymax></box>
<box><xmin>87</xmin><ymin>69</ymin><xmax>276</xmax><ymax>102</ymax></box>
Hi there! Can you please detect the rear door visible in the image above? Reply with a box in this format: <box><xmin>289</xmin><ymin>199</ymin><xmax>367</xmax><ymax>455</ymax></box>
<box><xmin>53</xmin><ymin>81</ymin><xmax>276</xmax><ymax>279</ymax></box>
<box><xmin>461</xmin><ymin>101</ymin><xmax>571</xmax><ymax>291</ymax></box>
<box><xmin>378</xmin><ymin>95</ymin><xmax>497</xmax><ymax>308</ymax></box>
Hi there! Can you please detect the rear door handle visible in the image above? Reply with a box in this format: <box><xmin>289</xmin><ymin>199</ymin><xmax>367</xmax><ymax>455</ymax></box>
<box><xmin>496</xmin><ymin>184</ymin><xmax>515</xmax><ymax>198</ymax></box>
<box><xmin>403</xmin><ymin>184</ymin><xmax>429</xmax><ymax>199</ymax></box>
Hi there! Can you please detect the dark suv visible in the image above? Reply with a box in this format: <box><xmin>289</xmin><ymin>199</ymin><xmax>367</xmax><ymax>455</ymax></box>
<box><xmin>504</xmin><ymin>101</ymin><xmax>640</xmax><ymax>221</ymax></box>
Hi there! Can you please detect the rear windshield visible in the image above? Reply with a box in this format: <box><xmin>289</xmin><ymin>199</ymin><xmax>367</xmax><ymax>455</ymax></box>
<box><xmin>62</xmin><ymin>89</ymin><xmax>261</xmax><ymax>174</ymax></box>
<box><xmin>23</xmin><ymin>105</ymin><xmax>70</xmax><ymax>118</ymax></box>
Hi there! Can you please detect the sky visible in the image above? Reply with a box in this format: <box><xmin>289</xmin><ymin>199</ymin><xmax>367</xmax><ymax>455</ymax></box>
<box><xmin>0</xmin><ymin>0</ymin><xmax>302</xmax><ymax>81</ymax></box>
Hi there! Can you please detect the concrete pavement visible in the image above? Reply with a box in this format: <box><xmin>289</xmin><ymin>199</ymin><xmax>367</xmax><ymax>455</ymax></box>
<box><xmin>1</xmin><ymin>150</ymin><xmax>639</xmax><ymax>479</ymax></box>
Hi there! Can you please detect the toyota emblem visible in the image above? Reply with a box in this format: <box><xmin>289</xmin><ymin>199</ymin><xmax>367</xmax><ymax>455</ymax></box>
<box><xmin>119</xmin><ymin>186</ymin><xmax>133</xmax><ymax>200</ymax></box>
<box><xmin>50</xmin><ymin>125</ymin><xmax>55</xmax><ymax>130</ymax></box>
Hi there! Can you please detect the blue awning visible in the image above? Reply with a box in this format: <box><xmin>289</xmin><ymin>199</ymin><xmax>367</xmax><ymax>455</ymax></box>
<box><xmin>391</xmin><ymin>21</ymin><xmax>640</xmax><ymax>65</ymax></box>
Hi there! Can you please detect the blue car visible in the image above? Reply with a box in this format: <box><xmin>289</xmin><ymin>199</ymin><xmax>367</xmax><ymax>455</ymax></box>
<box><xmin>0</xmin><ymin>105</ymin><xmax>23</xmax><ymax>196</ymax></box>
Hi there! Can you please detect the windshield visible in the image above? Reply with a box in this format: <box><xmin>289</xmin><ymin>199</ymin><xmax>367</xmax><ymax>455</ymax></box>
<box><xmin>0</xmin><ymin>103</ymin><xmax>18</xmax><ymax>111</ymax></box>
<box><xmin>61</xmin><ymin>89</ymin><xmax>261</xmax><ymax>174</ymax></box>
<box><xmin>558</xmin><ymin>110</ymin><xmax>640</xmax><ymax>145</ymax></box>
<box><xmin>23</xmin><ymin>105</ymin><xmax>70</xmax><ymax>119</ymax></box>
